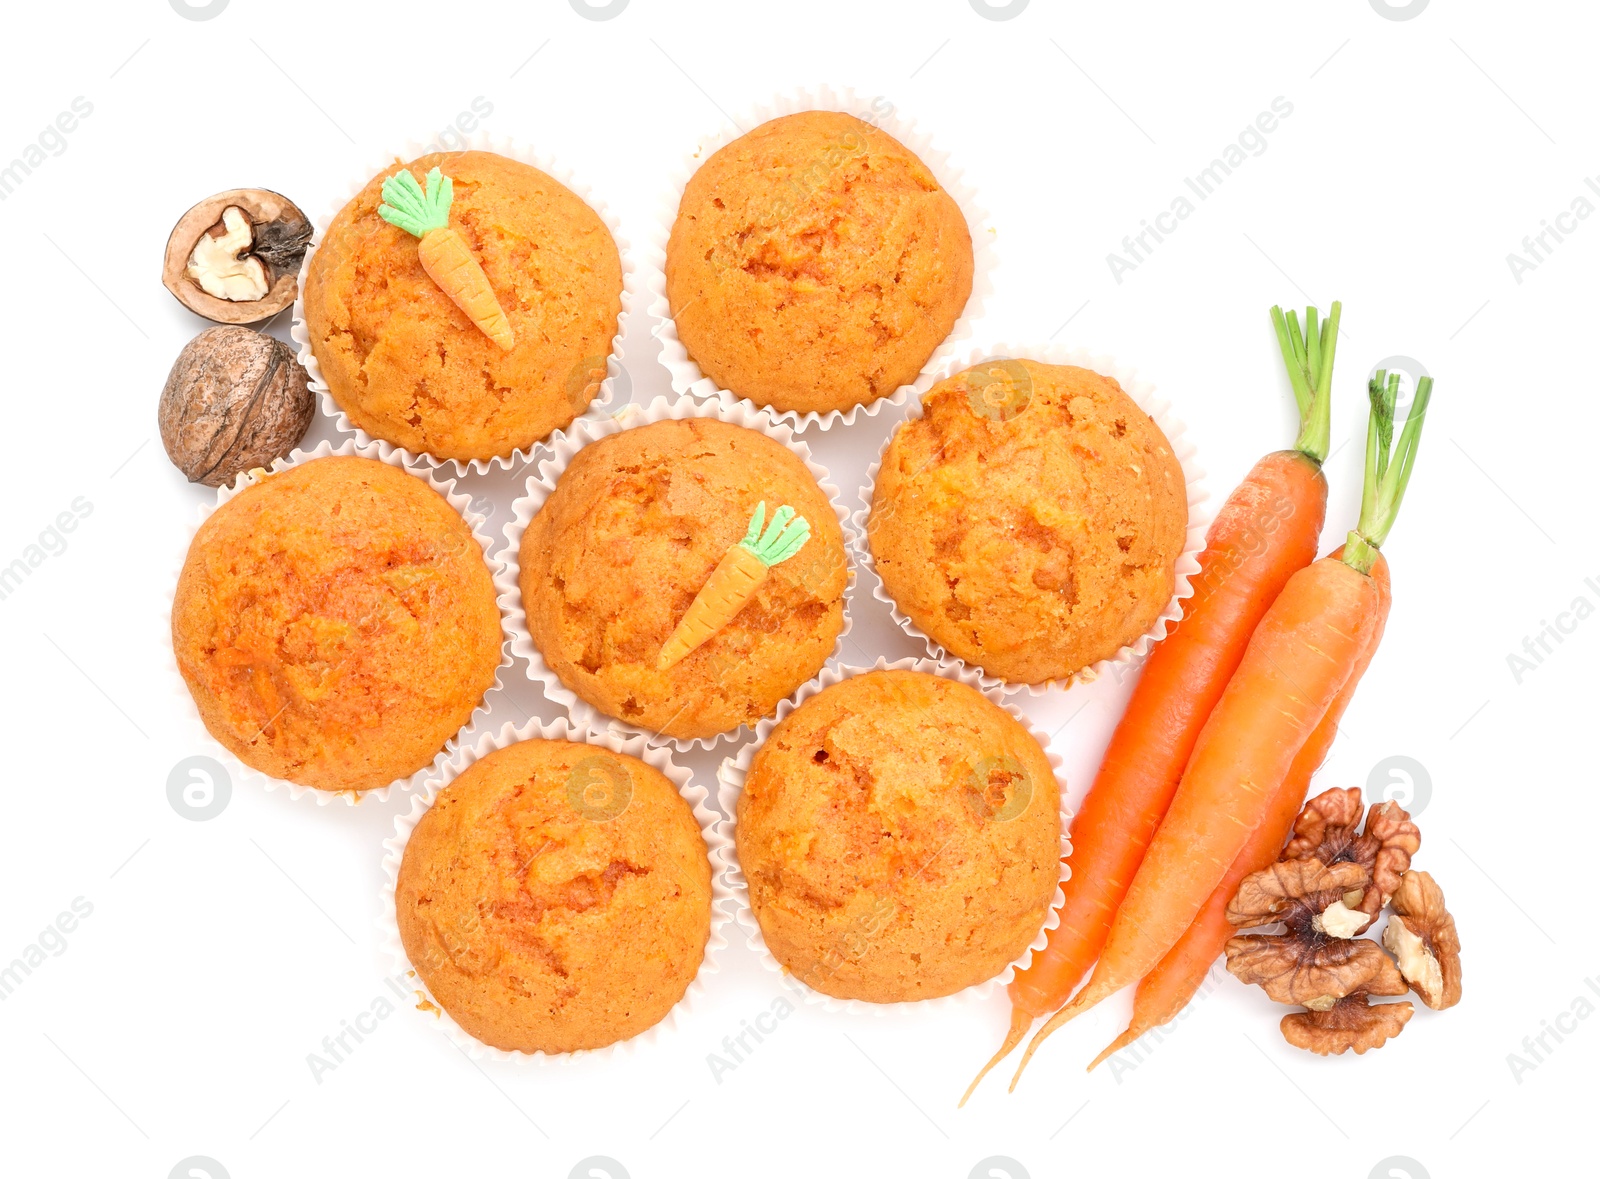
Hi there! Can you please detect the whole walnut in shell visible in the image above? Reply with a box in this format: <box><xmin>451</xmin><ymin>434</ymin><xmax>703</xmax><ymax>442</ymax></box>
<box><xmin>159</xmin><ymin>326</ymin><xmax>314</xmax><ymax>487</ymax></box>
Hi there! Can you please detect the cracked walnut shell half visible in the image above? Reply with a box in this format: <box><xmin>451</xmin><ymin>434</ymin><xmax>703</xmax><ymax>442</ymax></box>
<box><xmin>162</xmin><ymin>189</ymin><xmax>311</xmax><ymax>324</ymax></box>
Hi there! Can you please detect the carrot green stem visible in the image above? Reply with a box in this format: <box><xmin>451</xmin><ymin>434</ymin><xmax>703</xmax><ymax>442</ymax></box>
<box><xmin>738</xmin><ymin>502</ymin><xmax>810</xmax><ymax>567</ymax></box>
<box><xmin>378</xmin><ymin>166</ymin><xmax>453</xmax><ymax>238</ymax></box>
<box><xmin>1344</xmin><ymin>369</ymin><xmax>1434</xmax><ymax>575</ymax></box>
<box><xmin>1270</xmin><ymin>301</ymin><xmax>1340</xmax><ymax>464</ymax></box>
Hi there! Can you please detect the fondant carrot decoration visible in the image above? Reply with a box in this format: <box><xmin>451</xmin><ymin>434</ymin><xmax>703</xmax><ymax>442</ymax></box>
<box><xmin>656</xmin><ymin>502</ymin><xmax>811</xmax><ymax>670</ymax></box>
<box><xmin>378</xmin><ymin>166</ymin><xmax>515</xmax><ymax>351</ymax></box>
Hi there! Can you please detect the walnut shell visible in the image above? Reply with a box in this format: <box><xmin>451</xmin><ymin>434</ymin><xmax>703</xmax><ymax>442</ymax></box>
<box><xmin>162</xmin><ymin>189</ymin><xmax>311</xmax><ymax>324</ymax></box>
<box><xmin>159</xmin><ymin>327</ymin><xmax>314</xmax><ymax>487</ymax></box>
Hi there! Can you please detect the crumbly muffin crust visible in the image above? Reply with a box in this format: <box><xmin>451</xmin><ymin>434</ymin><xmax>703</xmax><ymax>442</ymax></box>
<box><xmin>520</xmin><ymin>418</ymin><xmax>847</xmax><ymax>740</ymax></box>
<box><xmin>869</xmin><ymin>360</ymin><xmax>1188</xmax><ymax>683</ymax></box>
<box><xmin>396</xmin><ymin>739</ymin><xmax>712</xmax><ymax>1053</ymax></box>
<box><xmin>172</xmin><ymin>456</ymin><xmax>502</xmax><ymax>791</ymax></box>
<box><xmin>304</xmin><ymin>150</ymin><xmax>622</xmax><ymax>461</ymax></box>
<box><xmin>736</xmin><ymin>670</ymin><xmax>1060</xmax><ymax>1002</ymax></box>
<box><xmin>665</xmin><ymin>111</ymin><xmax>973</xmax><ymax>415</ymax></box>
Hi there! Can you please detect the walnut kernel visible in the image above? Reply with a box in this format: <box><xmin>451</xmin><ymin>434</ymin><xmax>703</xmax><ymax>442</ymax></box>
<box><xmin>1382</xmin><ymin>870</ymin><xmax>1462</xmax><ymax>1010</ymax></box>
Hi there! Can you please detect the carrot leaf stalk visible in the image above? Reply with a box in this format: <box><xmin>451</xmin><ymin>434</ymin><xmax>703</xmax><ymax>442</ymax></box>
<box><xmin>378</xmin><ymin>166</ymin><xmax>516</xmax><ymax>352</ymax></box>
<box><xmin>656</xmin><ymin>502</ymin><xmax>810</xmax><ymax>670</ymax></box>
<box><xmin>1345</xmin><ymin>369</ymin><xmax>1434</xmax><ymax>575</ymax></box>
<box><xmin>1270</xmin><ymin>301</ymin><xmax>1341</xmax><ymax>464</ymax></box>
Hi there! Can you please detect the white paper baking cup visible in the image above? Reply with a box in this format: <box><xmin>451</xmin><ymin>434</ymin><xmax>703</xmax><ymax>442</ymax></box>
<box><xmin>377</xmin><ymin>715</ymin><xmax>731</xmax><ymax>1063</ymax></box>
<box><xmin>852</xmin><ymin>343</ymin><xmax>1211</xmax><ymax>696</ymax></box>
<box><xmin>716</xmin><ymin>656</ymin><xmax>1072</xmax><ymax>1015</ymax></box>
<box><xmin>644</xmin><ymin>84</ymin><xmax>995</xmax><ymax>432</ymax></box>
<box><xmin>500</xmin><ymin>393</ymin><xmax>856</xmax><ymax>754</ymax></box>
<box><xmin>290</xmin><ymin>131</ymin><xmax>637</xmax><ymax>477</ymax></box>
<box><xmin>165</xmin><ymin>437</ymin><xmax>511</xmax><ymax>806</ymax></box>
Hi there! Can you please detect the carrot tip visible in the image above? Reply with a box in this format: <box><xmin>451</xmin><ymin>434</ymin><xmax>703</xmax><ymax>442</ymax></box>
<box><xmin>960</xmin><ymin>1006</ymin><xmax>1031</xmax><ymax>1107</ymax></box>
<box><xmin>1008</xmin><ymin>1020</ymin><xmax>1054</xmax><ymax>1091</ymax></box>
<box><xmin>1010</xmin><ymin>985</ymin><xmax>1103</xmax><ymax>1091</ymax></box>
<box><xmin>1087</xmin><ymin>1026</ymin><xmax>1138</xmax><ymax>1073</ymax></box>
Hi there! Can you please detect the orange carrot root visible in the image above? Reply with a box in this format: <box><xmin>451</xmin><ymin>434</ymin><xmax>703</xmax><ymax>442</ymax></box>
<box><xmin>966</xmin><ymin>304</ymin><xmax>1352</xmax><ymax>1100</ymax></box>
<box><xmin>974</xmin><ymin>451</ymin><xmax>1326</xmax><ymax>1097</ymax></box>
<box><xmin>1010</xmin><ymin>557</ymin><xmax>1381</xmax><ymax>1091</ymax></box>
<box><xmin>1089</xmin><ymin>551</ymin><xmax>1393</xmax><ymax>1072</ymax></box>
<box><xmin>1015</xmin><ymin>355</ymin><xmax>1434</xmax><ymax>1090</ymax></box>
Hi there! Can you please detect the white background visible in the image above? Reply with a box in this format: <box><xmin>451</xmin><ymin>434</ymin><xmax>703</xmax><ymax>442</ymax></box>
<box><xmin>0</xmin><ymin>1</ymin><xmax>1592</xmax><ymax>1177</ymax></box>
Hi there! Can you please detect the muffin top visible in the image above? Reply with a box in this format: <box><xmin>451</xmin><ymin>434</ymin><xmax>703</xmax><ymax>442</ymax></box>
<box><xmin>172</xmin><ymin>456</ymin><xmax>501</xmax><ymax>791</ymax></box>
<box><xmin>520</xmin><ymin>417</ymin><xmax>848</xmax><ymax>740</ymax></box>
<box><xmin>304</xmin><ymin>151</ymin><xmax>622</xmax><ymax>462</ymax></box>
<box><xmin>664</xmin><ymin>111</ymin><xmax>973</xmax><ymax>416</ymax></box>
<box><xmin>395</xmin><ymin>739</ymin><xmax>712</xmax><ymax>1054</ymax></box>
<box><xmin>869</xmin><ymin>360</ymin><xmax>1188</xmax><ymax>683</ymax></box>
<box><xmin>736</xmin><ymin>670</ymin><xmax>1060</xmax><ymax>1003</ymax></box>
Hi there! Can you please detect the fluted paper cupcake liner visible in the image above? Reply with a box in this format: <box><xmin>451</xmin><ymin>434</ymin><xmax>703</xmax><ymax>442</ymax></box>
<box><xmin>377</xmin><ymin>715</ymin><xmax>731</xmax><ymax>1063</ymax></box>
<box><xmin>644</xmin><ymin>84</ymin><xmax>995</xmax><ymax>433</ymax></box>
<box><xmin>851</xmin><ymin>342</ymin><xmax>1212</xmax><ymax>696</ymax></box>
<box><xmin>165</xmin><ymin>437</ymin><xmax>512</xmax><ymax>807</ymax></box>
<box><xmin>290</xmin><ymin>130</ymin><xmax>636</xmax><ymax>477</ymax></box>
<box><xmin>500</xmin><ymin>393</ymin><xmax>856</xmax><ymax>754</ymax></box>
<box><xmin>715</xmin><ymin>656</ymin><xmax>1072</xmax><ymax>1016</ymax></box>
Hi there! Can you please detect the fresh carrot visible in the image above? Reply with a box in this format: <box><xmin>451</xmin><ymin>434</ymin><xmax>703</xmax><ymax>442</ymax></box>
<box><xmin>378</xmin><ymin>166</ymin><xmax>516</xmax><ymax>351</ymax></box>
<box><xmin>656</xmin><ymin>502</ymin><xmax>810</xmax><ymax>670</ymax></box>
<box><xmin>1088</xmin><ymin>547</ymin><xmax>1391</xmax><ymax>1071</ymax></box>
<box><xmin>959</xmin><ymin>303</ymin><xmax>1340</xmax><ymax>1104</ymax></box>
<box><xmin>1013</xmin><ymin>365</ymin><xmax>1434</xmax><ymax>1087</ymax></box>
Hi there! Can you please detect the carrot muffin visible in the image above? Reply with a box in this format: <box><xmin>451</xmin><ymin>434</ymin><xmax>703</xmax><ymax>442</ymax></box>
<box><xmin>736</xmin><ymin>670</ymin><xmax>1059</xmax><ymax>1002</ymax></box>
<box><xmin>520</xmin><ymin>417</ymin><xmax>848</xmax><ymax>741</ymax></box>
<box><xmin>172</xmin><ymin>456</ymin><xmax>501</xmax><ymax>791</ymax></box>
<box><xmin>869</xmin><ymin>360</ymin><xmax>1188</xmax><ymax>683</ymax></box>
<box><xmin>303</xmin><ymin>150</ymin><xmax>623</xmax><ymax>462</ymax></box>
<box><xmin>664</xmin><ymin>111</ymin><xmax>973</xmax><ymax>416</ymax></box>
<box><xmin>396</xmin><ymin>739</ymin><xmax>712</xmax><ymax>1053</ymax></box>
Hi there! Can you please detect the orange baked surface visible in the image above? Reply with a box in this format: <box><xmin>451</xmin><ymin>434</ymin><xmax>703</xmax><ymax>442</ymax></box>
<box><xmin>736</xmin><ymin>670</ymin><xmax>1060</xmax><ymax>1002</ymax></box>
<box><xmin>665</xmin><ymin>111</ymin><xmax>973</xmax><ymax>415</ymax></box>
<box><xmin>519</xmin><ymin>417</ymin><xmax>848</xmax><ymax>740</ymax></box>
<box><xmin>304</xmin><ymin>150</ymin><xmax>623</xmax><ymax>462</ymax></box>
<box><xmin>395</xmin><ymin>739</ymin><xmax>712</xmax><ymax>1053</ymax></box>
<box><xmin>171</xmin><ymin>456</ymin><xmax>502</xmax><ymax>791</ymax></box>
<box><xmin>869</xmin><ymin>360</ymin><xmax>1188</xmax><ymax>683</ymax></box>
